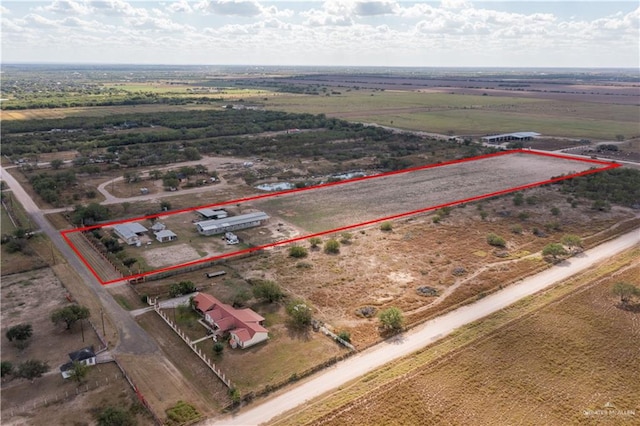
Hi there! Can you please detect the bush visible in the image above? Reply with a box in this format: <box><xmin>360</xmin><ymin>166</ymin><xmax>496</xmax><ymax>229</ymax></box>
<box><xmin>288</xmin><ymin>245</ymin><xmax>308</xmax><ymax>258</ymax></box>
<box><xmin>336</xmin><ymin>331</ymin><xmax>351</xmax><ymax>343</ymax></box>
<box><xmin>252</xmin><ymin>280</ymin><xmax>284</xmax><ymax>303</ymax></box>
<box><xmin>340</xmin><ymin>232</ymin><xmax>353</xmax><ymax>244</ymax></box>
<box><xmin>511</xmin><ymin>224</ymin><xmax>523</xmax><ymax>234</ymax></box>
<box><xmin>166</xmin><ymin>401</ymin><xmax>199</xmax><ymax>424</ymax></box>
<box><xmin>378</xmin><ymin>307</ymin><xmax>404</xmax><ymax>332</ymax></box>
<box><xmin>286</xmin><ymin>299</ymin><xmax>312</xmax><ymax>328</ymax></box>
<box><xmin>486</xmin><ymin>233</ymin><xmax>506</xmax><ymax>248</ymax></box>
<box><xmin>169</xmin><ymin>281</ymin><xmax>196</xmax><ymax>298</ymax></box>
<box><xmin>213</xmin><ymin>342</ymin><xmax>224</xmax><ymax>355</ymax></box>
<box><xmin>324</xmin><ymin>239</ymin><xmax>340</xmax><ymax>254</ymax></box>
<box><xmin>1</xmin><ymin>361</ymin><xmax>13</xmax><ymax>378</ymax></box>
<box><xmin>308</xmin><ymin>237</ymin><xmax>322</xmax><ymax>248</ymax></box>
<box><xmin>380</xmin><ymin>222</ymin><xmax>393</xmax><ymax>231</ymax></box>
<box><xmin>96</xmin><ymin>406</ymin><xmax>136</xmax><ymax>426</ymax></box>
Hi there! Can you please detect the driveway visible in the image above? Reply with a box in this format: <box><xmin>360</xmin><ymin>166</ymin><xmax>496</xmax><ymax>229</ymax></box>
<box><xmin>208</xmin><ymin>229</ymin><xmax>639</xmax><ymax>426</ymax></box>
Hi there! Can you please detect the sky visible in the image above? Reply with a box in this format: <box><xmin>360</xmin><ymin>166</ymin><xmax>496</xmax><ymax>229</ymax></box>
<box><xmin>1</xmin><ymin>1</ymin><xmax>638</xmax><ymax>68</ymax></box>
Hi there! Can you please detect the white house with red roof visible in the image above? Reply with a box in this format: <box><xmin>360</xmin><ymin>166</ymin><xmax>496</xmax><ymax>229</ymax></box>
<box><xmin>193</xmin><ymin>293</ymin><xmax>268</xmax><ymax>349</ymax></box>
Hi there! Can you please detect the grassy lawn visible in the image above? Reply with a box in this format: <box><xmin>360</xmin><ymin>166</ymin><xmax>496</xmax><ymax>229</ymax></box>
<box><xmin>195</xmin><ymin>304</ymin><xmax>348</xmax><ymax>394</ymax></box>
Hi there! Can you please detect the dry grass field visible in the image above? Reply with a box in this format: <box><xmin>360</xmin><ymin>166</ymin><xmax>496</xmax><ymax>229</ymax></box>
<box><xmin>0</xmin><ymin>269</ymin><xmax>149</xmax><ymax>425</ymax></box>
<box><xmin>271</xmin><ymin>248</ymin><xmax>640</xmax><ymax>426</ymax></box>
<box><xmin>234</xmin><ymin>185</ymin><xmax>636</xmax><ymax>349</ymax></box>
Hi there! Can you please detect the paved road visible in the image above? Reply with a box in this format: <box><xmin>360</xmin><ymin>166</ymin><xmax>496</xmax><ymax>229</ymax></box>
<box><xmin>0</xmin><ymin>165</ymin><xmax>158</xmax><ymax>355</ymax></box>
<box><xmin>209</xmin><ymin>229</ymin><xmax>639</xmax><ymax>426</ymax></box>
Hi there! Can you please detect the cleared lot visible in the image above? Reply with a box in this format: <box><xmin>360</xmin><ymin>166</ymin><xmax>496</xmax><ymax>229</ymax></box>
<box><xmin>253</xmin><ymin>151</ymin><xmax>612</xmax><ymax>233</ymax></box>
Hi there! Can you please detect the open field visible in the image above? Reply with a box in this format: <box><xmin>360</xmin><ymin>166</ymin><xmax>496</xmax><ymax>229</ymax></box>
<box><xmin>234</xmin><ymin>185</ymin><xmax>637</xmax><ymax>349</ymax></box>
<box><xmin>260</xmin><ymin>91</ymin><xmax>640</xmax><ymax>140</ymax></box>
<box><xmin>271</xmin><ymin>248</ymin><xmax>640</xmax><ymax>426</ymax></box>
<box><xmin>63</xmin><ymin>151</ymin><xmax>613</xmax><ymax>283</ymax></box>
<box><xmin>0</xmin><ymin>268</ymin><xmax>135</xmax><ymax>425</ymax></box>
<box><xmin>2</xmin><ymin>362</ymin><xmax>152</xmax><ymax>426</ymax></box>
<box><xmin>253</xmin><ymin>151</ymin><xmax>611</xmax><ymax>233</ymax></box>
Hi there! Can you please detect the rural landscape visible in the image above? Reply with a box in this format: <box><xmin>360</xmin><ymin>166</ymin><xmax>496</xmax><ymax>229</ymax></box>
<box><xmin>1</xmin><ymin>61</ymin><xmax>639</xmax><ymax>426</ymax></box>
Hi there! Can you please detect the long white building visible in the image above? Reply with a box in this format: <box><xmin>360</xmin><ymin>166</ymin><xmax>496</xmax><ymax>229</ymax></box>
<box><xmin>195</xmin><ymin>212</ymin><xmax>269</xmax><ymax>236</ymax></box>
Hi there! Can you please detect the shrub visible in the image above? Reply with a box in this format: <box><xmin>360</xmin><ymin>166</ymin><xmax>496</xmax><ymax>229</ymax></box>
<box><xmin>486</xmin><ymin>233</ymin><xmax>506</xmax><ymax>248</ymax></box>
<box><xmin>551</xmin><ymin>206</ymin><xmax>560</xmax><ymax>216</ymax></box>
<box><xmin>286</xmin><ymin>299</ymin><xmax>312</xmax><ymax>328</ymax></box>
<box><xmin>380</xmin><ymin>222</ymin><xmax>393</xmax><ymax>231</ymax></box>
<box><xmin>252</xmin><ymin>280</ymin><xmax>284</xmax><ymax>303</ymax></box>
<box><xmin>166</xmin><ymin>401</ymin><xmax>199</xmax><ymax>425</ymax></box>
<box><xmin>511</xmin><ymin>224</ymin><xmax>523</xmax><ymax>234</ymax></box>
<box><xmin>288</xmin><ymin>245</ymin><xmax>308</xmax><ymax>258</ymax></box>
<box><xmin>308</xmin><ymin>237</ymin><xmax>322</xmax><ymax>248</ymax></box>
<box><xmin>213</xmin><ymin>342</ymin><xmax>224</xmax><ymax>355</ymax></box>
<box><xmin>378</xmin><ymin>307</ymin><xmax>404</xmax><ymax>332</ymax></box>
<box><xmin>340</xmin><ymin>232</ymin><xmax>353</xmax><ymax>244</ymax></box>
<box><xmin>96</xmin><ymin>406</ymin><xmax>136</xmax><ymax>426</ymax></box>
<box><xmin>324</xmin><ymin>239</ymin><xmax>340</xmax><ymax>254</ymax></box>
<box><xmin>336</xmin><ymin>331</ymin><xmax>351</xmax><ymax>343</ymax></box>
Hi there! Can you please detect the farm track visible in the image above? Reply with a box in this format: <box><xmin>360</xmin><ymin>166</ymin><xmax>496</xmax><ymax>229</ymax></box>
<box><xmin>66</xmin><ymin>232</ymin><xmax>122</xmax><ymax>283</ymax></box>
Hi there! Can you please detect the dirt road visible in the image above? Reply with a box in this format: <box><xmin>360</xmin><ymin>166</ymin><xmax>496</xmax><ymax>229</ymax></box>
<box><xmin>208</xmin><ymin>229</ymin><xmax>639</xmax><ymax>426</ymax></box>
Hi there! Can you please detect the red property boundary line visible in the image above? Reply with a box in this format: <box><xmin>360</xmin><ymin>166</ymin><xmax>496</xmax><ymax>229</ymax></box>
<box><xmin>60</xmin><ymin>149</ymin><xmax>619</xmax><ymax>285</ymax></box>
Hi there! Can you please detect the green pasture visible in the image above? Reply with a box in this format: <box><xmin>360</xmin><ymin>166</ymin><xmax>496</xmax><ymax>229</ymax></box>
<box><xmin>347</xmin><ymin>109</ymin><xmax>640</xmax><ymax>140</ymax></box>
<box><xmin>259</xmin><ymin>91</ymin><xmax>545</xmax><ymax>114</ymax></box>
<box><xmin>260</xmin><ymin>90</ymin><xmax>640</xmax><ymax>140</ymax></box>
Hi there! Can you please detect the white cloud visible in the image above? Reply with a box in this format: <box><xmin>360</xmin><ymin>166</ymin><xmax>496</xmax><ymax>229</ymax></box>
<box><xmin>354</xmin><ymin>1</ymin><xmax>398</xmax><ymax>16</ymax></box>
<box><xmin>0</xmin><ymin>5</ymin><xmax>11</xmax><ymax>15</ymax></box>
<box><xmin>89</xmin><ymin>0</ymin><xmax>148</xmax><ymax>18</ymax></box>
<box><xmin>39</xmin><ymin>0</ymin><xmax>92</xmax><ymax>16</ymax></box>
<box><xmin>167</xmin><ymin>0</ymin><xmax>193</xmax><ymax>14</ymax></box>
<box><xmin>207</xmin><ymin>0</ymin><xmax>262</xmax><ymax>17</ymax></box>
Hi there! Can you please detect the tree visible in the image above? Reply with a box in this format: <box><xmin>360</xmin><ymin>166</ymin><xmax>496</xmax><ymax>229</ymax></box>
<box><xmin>51</xmin><ymin>305</ymin><xmax>90</xmax><ymax>330</ymax></box>
<box><xmin>6</xmin><ymin>323</ymin><xmax>33</xmax><ymax>349</ymax></box>
<box><xmin>252</xmin><ymin>280</ymin><xmax>284</xmax><ymax>303</ymax></box>
<box><xmin>169</xmin><ymin>281</ymin><xmax>196</xmax><ymax>298</ymax></box>
<box><xmin>69</xmin><ymin>361</ymin><xmax>89</xmax><ymax>383</ymax></box>
<box><xmin>286</xmin><ymin>299</ymin><xmax>312</xmax><ymax>328</ymax></box>
<box><xmin>308</xmin><ymin>237</ymin><xmax>322</xmax><ymax>248</ymax></box>
<box><xmin>561</xmin><ymin>234</ymin><xmax>583</xmax><ymax>252</ymax></box>
<box><xmin>16</xmin><ymin>359</ymin><xmax>49</xmax><ymax>381</ymax></box>
<box><xmin>612</xmin><ymin>282</ymin><xmax>640</xmax><ymax>305</ymax></box>
<box><xmin>213</xmin><ymin>342</ymin><xmax>224</xmax><ymax>356</ymax></box>
<box><xmin>122</xmin><ymin>257</ymin><xmax>137</xmax><ymax>268</ymax></box>
<box><xmin>50</xmin><ymin>159</ymin><xmax>64</xmax><ymax>170</ymax></box>
<box><xmin>1</xmin><ymin>361</ymin><xmax>13</xmax><ymax>378</ymax></box>
<box><xmin>542</xmin><ymin>243</ymin><xmax>567</xmax><ymax>260</ymax></box>
<box><xmin>96</xmin><ymin>406</ymin><xmax>136</xmax><ymax>426</ymax></box>
<box><xmin>288</xmin><ymin>245</ymin><xmax>308</xmax><ymax>258</ymax></box>
<box><xmin>324</xmin><ymin>238</ymin><xmax>340</xmax><ymax>254</ymax></box>
<box><xmin>378</xmin><ymin>307</ymin><xmax>404</xmax><ymax>332</ymax></box>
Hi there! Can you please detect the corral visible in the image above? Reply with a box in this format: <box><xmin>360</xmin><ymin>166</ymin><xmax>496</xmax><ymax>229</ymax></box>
<box><xmin>62</xmin><ymin>150</ymin><xmax>616</xmax><ymax>284</ymax></box>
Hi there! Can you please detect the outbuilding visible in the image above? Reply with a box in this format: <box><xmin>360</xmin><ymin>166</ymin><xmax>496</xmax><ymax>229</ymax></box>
<box><xmin>195</xmin><ymin>212</ymin><xmax>269</xmax><ymax>236</ymax></box>
<box><xmin>113</xmin><ymin>223</ymin><xmax>148</xmax><ymax>245</ymax></box>
<box><xmin>155</xmin><ymin>229</ymin><xmax>177</xmax><ymax>243</ymax></box>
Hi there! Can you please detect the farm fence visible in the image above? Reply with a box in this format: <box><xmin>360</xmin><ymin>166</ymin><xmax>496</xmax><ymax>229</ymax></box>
<box><xmin>3</xmin><ymin>371</ymin><xmax>126</xmax><ymax>419</ymax></box>
<box><xmin>112</xmin><ymin>356</ymin><xmax>164</xmax><ymax>425</ymax></box>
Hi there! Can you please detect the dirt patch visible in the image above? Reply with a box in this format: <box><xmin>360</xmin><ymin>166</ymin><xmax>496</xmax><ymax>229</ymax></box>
<box><xmin>232</xmin><ymin>185</ymin><xmax>636</xmax><ymax>349</ymax></box>
<box><xmin>141</xmin><ymin>243</ymin><xmax>202</xmax><ymax>268</ymax></box>
<box><xmin>1</xmin><ymin>363</ymin><xmax>152</xmax><ymax>426</ymax></box>
<box><xmin>0</xmin><ymin>268</ymin><xmax>102</xmax><ymax>368</ymax></box>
